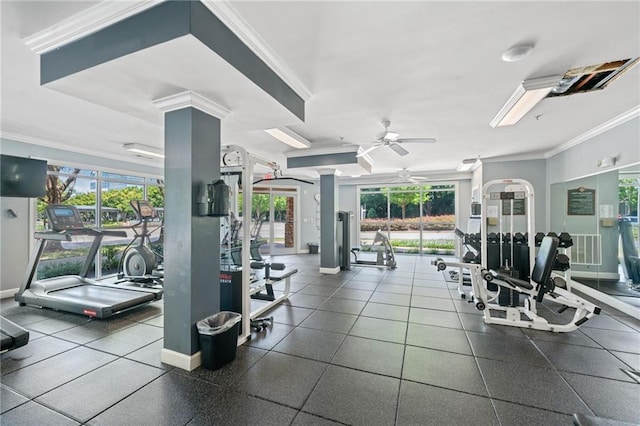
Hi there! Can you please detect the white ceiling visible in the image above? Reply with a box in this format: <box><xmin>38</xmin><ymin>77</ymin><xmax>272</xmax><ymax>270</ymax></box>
<box><xmin>1</xmin><ymin>1</ymin><xmax>639</xmax><ymax>179</ymax></box>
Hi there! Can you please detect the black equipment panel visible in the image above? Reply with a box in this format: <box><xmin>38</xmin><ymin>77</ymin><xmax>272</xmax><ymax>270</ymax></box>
<box><xmin>46</xmin><ymin>205</ymin><xmax>85</xmax><ymax>231</ymax></box>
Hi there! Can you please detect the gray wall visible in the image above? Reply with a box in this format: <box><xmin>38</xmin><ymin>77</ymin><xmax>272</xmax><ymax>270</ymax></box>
<box><xmin>0</xmin><ymin>198</ymin><xmax>31</xmax><ymax>295</ymax></box>
<box><xmin>547</xmin><ymin>117</ymin><xmax>640</xmax><ymax>185</ymax></box>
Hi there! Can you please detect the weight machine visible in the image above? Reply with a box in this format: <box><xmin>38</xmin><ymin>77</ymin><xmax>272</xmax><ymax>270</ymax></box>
<box><xmin>220</xmin><ymin>145</ymin><xmax>297</xmax><ymax>340</ymax></box>
<box><xmin>433</xmin><ymin>179</ymin><xmax>600</xmax><ymax>332</ymax></box>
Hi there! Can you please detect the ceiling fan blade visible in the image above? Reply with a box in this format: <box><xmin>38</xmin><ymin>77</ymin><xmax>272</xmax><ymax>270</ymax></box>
<box><xmin>396</xmin><ymin>138</ymin><xmax>437</xmax><ymax>144</ymax></box>
<box><xmin>389</xmin><ymin>143</ymin><xmax>409</xmax><ymax>156</ymax></box>
<box><xmin>356</xmin><ymin>145</ymin><xmax>380</xmax><ymax>158</ymax></box>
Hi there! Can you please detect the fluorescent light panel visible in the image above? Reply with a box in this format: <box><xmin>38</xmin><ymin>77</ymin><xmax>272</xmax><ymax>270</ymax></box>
<box><xmin>264</xmin><ymin>127</ymin><xmax>311</xmax><ymax>149</ymax></box>
<box><xmin>490</xmin><ymin>75</ymin><xmax>563</xmax><ymax>128</ymax></box>
<box><xmin>456</xmin><ymin>159</ymin><xmax>477</xmax><ymax>171</ymax></box>
<box><xmin>123</xmin><ymin>143</ymin><xmax>164</xmax><ymax>158</ymax></box>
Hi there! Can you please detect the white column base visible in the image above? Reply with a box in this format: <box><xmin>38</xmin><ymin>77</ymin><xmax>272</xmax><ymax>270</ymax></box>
<box><xmin>0</xmin><ymin>288</ymin><xmax>19</xmax><ymax>299</ymax></box>
<box><xmin>160</xmin><ymin>348</ymin><xmax>201</xmax><ymax>371</ymax></box>
<box><xmin>319</xmin><ymin>266</ymin><xmax>340</xmax><ymax>274</ymax></box>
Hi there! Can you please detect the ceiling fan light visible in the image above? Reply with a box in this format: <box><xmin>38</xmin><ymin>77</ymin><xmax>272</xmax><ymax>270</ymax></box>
<box><xmin>384</xmin><ymin>131</ymin><xmax>399</xmax><ymax>141</ymax></box>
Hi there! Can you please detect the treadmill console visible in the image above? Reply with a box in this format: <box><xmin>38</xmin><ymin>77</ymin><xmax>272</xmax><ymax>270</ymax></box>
<box><xmin>46</xmin><ymin>205</ymin><xmax>85</xmax><ymax>231</ymax></box>
<box><xmin>131</xmin><ymin>200</ymin><xmax>155</xmax><ymax>220</ymax></box>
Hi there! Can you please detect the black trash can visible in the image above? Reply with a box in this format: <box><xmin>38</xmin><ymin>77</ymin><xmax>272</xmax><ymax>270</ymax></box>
<box><xmin>197</xmin><ymin>311</ymin><xmax>242</xmax><ymax>370</ymax></box>
<box><xmin>308</xmin><ymin>243</ymin><xmax>319</xmax><ymax>254</ymax></box>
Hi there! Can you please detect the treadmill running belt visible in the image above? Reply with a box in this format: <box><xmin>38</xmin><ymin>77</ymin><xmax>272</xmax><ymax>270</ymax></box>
<box><xmin>48</xmin><ymin>285</ymin><xmax>156</xmax><ymax>311</ymax></box>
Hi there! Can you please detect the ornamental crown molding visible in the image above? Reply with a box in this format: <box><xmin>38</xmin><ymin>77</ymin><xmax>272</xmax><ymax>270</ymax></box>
<box><xmin>152</xmin><ymin>91</ymin><xmax>231</xmax><ymax>119</ymax></box>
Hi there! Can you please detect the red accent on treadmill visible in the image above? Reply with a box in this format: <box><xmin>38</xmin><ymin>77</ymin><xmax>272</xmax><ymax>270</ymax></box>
<box><xmin>83</xmin><ymin>309</ymin><xmax>97</xmax><ymax>317</ymax></box>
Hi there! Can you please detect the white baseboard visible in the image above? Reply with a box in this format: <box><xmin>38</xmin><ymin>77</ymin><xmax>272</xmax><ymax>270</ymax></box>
<box><xmin>160</xmin><ymin>348</ymin><xmax>201</xmax><ymax>371</ymax></box>
<box><xmin>0</xmin><ymin>288</ymin><xmax>19</xmax><ymax>300</ymax></box>
<box><xmin>319</xmin><ymin>266</ymin><xmax>340</xmax><ymax>274</ymax></box>
<box><xmin>570</xmin><ymin>281</ymin><xmax>640</xmax><ymax>320</ymax></box>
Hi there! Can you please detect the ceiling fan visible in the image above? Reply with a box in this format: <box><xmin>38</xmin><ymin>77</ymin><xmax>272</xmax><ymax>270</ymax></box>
<box><xmin>392</xmin><ymin>168</ymin><xmax>429</xmax><ymax>184</ymax></box>
<box><xmin>356</xmin><ymin>120</ymin><xmax>436</xmax><ymax>158</ymax></box>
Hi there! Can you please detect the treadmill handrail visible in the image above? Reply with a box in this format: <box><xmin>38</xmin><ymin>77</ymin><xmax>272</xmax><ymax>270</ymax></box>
<box><xmin>34</xmin><ymin>231</ymin><xmax>72</xmax><ymax>241</ymax></box>
<box><xmin>36</xmin><ymin>228</ymin><xmax>127</xmax><ymax>239</ymax></box>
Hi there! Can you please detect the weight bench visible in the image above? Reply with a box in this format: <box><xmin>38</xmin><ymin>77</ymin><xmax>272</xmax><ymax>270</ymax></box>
<box><xmin>432</xmin><ymin>236</ymin><xmax>601</xmax><ymax>333</ymax></box>
<box><xmin>249</xmin><ymin>261</ymin><xmax>297</xmax><ymax>329</ymax></box>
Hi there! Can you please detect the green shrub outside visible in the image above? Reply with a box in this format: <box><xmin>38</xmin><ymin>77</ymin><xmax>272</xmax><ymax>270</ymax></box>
<box><xmin>38</xmin><ymin>260</ymin><xmax>83</xmax><ymax>279</ymax></box>
<box><xmin>360</xmin><ymin>215</ymin><xmax>454</xmax><ymax>232</ymax></box>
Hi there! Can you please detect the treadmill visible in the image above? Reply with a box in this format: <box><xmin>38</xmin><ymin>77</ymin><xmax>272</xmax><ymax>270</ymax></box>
<box><xmin>1</xmin><ymin>316</ymin><xmax>29</xmax><ymax>353</ymax></box>
<box><xmin>14</xmin><ymin>205</ymin><xmax>163</xmax><ymax>319</ymax></box>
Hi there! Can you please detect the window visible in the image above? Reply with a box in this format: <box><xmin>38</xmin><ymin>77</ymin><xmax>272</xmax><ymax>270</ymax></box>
<box><xmin>358</xmin><ymin>184</ymin><xmax>456</xmax><ymax>254</ymax></box>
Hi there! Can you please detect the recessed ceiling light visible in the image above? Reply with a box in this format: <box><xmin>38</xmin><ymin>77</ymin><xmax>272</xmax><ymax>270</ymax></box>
<box><xmin>502</xmin><ymin>44</ymin><xmax>534</xmax><ymax>62</ymax></box>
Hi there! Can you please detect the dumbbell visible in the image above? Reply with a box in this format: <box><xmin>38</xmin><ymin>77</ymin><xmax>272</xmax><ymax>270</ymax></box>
<box><xmin>513</xmin><ymin>232</ymin><xmax>527</xmax><ymax>244</ymax></box>
<box><xmin>534</xmin><ymin>232</ymin><xmax>546</xmax><ymax>247</ymax></box>
<box><xmin>558</xmin><ymin>232</ymin><xmax>573</xmax><ymax>248</ymax></box>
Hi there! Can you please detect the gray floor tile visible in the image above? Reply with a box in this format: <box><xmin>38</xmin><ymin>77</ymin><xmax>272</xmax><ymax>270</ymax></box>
<box><xmin>536</xmin><ymin>340</ymin><xmax>634</xmax><ymax>382</ymax></box>
<box><xmin>25</xmin><ymin>313</ymin><xmax>90</xmax><ymax>335</ymax></box>
<box><xmin>406</xmin><ymin>322</ymin><xmax>472</xmax><ymax>355</ymax></box>
<box><xmin>361</xmin><ymin>301</ymin><xmax>409</xmax><ymax>321</ymax></box>
<box><xmin>612</xmin><ymin>350</ymin><xmax>640</xmax><ymax>371</ymax></box>
<box><xmin>53</xmin><ymin>317</ymin><xmax>137</xmax><ymax>344</ymax></box>
<box><xmin>349</xmin><ymin>316</ymin><xmax>407</xmax><ymax>344</ymax></box>
<box><xmin>185</xmin><ymin>345</ymin><xmax>267</xmax><ymax>387</ymax></box>
<box><xmin>85</xmin><ymin>323</ymin><xmax>163</xmax><ymax>356</ymax></box>
<box><xmin>522</xmin><ymin>328</ymin><xmax>602</xmax><ymax>348</ymax></box>
<box><xmin>411</xmin><ymin>286</ymin><xmax>452</xmax><ymax>299</ymax></box>
<box><xmin>342</xmin><ymin>280</ymin><xmax>379</xmax><ymax>291</ymax></box>
<box><xmin>332</xmin><ymin>335</ymin><xmax>404</xmax><ymax>377</ymax></box>
<box><xmin>402</xmin><ymin>345</ymin><xmax>487</xmax><ymax>395</ymax></box>
<box><xmin>35</xmin><ymin>358</ymin><xmax>164</xmax><ymax>423</ymax></box>
<box><xmin>298</xmin><ymin>310</ymin><xmax>358</xmax><ymax>334</ymax></box>
<box><xmin>89</xmin><ymin>370</ymin><xmax>221</xmax><ymax>426</ymax></box>
<box><xmin>467</xmin><ymin>331</ymin><xmax>551</xmax><ymax>368</ymax></box>
<box><xmin>580</xmin><ymin>327</ymin><xmax>640</xmax><ymax>354</ymax></box>
<box><xmin>143</xmin><ymin>314</ymin><xmax>163</xmax><ymax>327</ymax></box>
<box><xmin>379</xmin><ymin>277</ymin><xmax>412</xmax><ymax>286</ymax></box>
<box><xmin>458</xmin><ymin>312</ymin><xmax>526</xmax><ymax>336</ymax></box>
<box><xmin>2</xmin><ymin>346</ymin><xmax>117</xmax><ymax>398</ymax></box>
<box><xmin>187</xmin><ymin>390</ymin><xmax>298</xmax><ymax>425</ymax></box>
<box><xmin>246</xmin><ymin>323</ymin><xmax>294</xmax><ymax>350</ymax></box>
<box><xmin>492</xmin><ymin>399</ymin><xmax>573</xmax><ymax>426</ymax></box>
<box><xmin>410</xmin><ymin>295</ymin><xmax>456</xmax><ymax>311</ymax></box>
<box><xmin>299</xmin><ymin>284</ymin><xmax>339</xmax><ymax>297</ymax></box>
<box><xmin>233</xmin><ymin>351</ymin><xmax>327</xmax><ymax>408</ymax></box>
<box><xmin>125</xmin><ymin>339</ymin><xmax>173</xmax><ymax>370</ymax></box>
<box><xmin>375</xmin><ymin>283</ymin><xmax>412</xmax><ymax>295</ymax></box>
<box><xmin>291</xmin><ymin>412</ymin><xmax>344</xmax><ymax>425</ymax></box>
<box><xmin>562</xmin><ymin>372</ymin><xmax>640</xmax><ymax>424</ymax></box>
<box><xmin>317</xmin><ymin>297</ymin><xmax>366</xmax><ymax>315</ymax></box>
<box><xmin>2</xmin><ymin>308</ymin><xmax>66</xmax><ymax>327</ymax></box>
<box><xmin>268</xmin><ymin>304</ymin><xmax>315</xmax><ymax>326</ymax></box>
<box><xmin>0</xmin><ymin>401</ymin><xmax>80</xmax><ymax>425</ymax></box>
<box><xmin>408</xmin><ymin>307</ymin><xmax>462</xmax><ymax>329</ymax></box>
<box><xmin>397</xmin><ymin>380</ymin><xmax>498</xmax><ymax>426</ymax></box>
<box><xmin>273</xmin><ymin>327</ymin><xmax>346</xmax><ymax>362</ymax></box>
<box><xmin>115</xmin><ymin>303</ymin><xmax>164</xmax><ymax>323</ymax></box>
<box><xmin>303</xmin><ymin>365</ymin><xmax>399</xmax><ymax>426</ymax></box>
<box><xmin>0</xmin><ymin>336</ymin><xmax>78</xmax><ymax>375</ymax></box>
<box><xmin>580</xmin><ymin>313</ymin><xmax>637</xmax><ymax>332</ymax></box>
<box><xmin>369</xmin><ymin>291</ymin><xmax>411</xmax><ymax>306</ymax></box>
<box><xmin>452</xmin><ymin>298</ymin><xmax>485</xmax><ymax>315</ymax></box>
<box><xmin>1</xmin><ymin>385</ymin><xmax>29</xmax><ymax>413</ymax></box>
<box><xmin>332</xmin><ymin>288</ymin><xmax>373</xmax><ymax>301</ymax></box>
<box><xmin>287</xmin><ymin>293</ymin><xmax>329</xmax><ymax>309</ymax></box>
<box><xmin>412</xmin><ymin>278</ymin><xmax>449</xmax><ymax>288</ymax></box>
<box><xmin>478</xmin><ymin>358</ymin><xmax>590</xmax><ymax>414</ymax></box>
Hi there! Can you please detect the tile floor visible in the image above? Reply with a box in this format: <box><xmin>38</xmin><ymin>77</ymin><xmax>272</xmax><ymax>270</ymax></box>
<box><xmin>1</xmin><ymin>254</ymin><xmax>639</xmax><ymax>425</ymax></box>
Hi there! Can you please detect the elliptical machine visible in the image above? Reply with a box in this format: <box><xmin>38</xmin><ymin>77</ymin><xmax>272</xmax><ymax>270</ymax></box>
<box><xmin>117</xmin><ymin>200</ymin><xmax>163</xmax><ymax>286</ymax></box>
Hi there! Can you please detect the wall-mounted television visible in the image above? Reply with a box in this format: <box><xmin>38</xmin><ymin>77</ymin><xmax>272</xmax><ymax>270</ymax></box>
<box><xmin>0</xmin><ymin>154</ymin><xmax>47</xmax><ymax>198</ymax></box>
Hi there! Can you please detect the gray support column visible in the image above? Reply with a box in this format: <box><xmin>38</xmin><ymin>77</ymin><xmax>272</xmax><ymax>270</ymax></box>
<box><xmin>162</xmin><ymin>107</ymin><xmax>221</xmax><ymax>369</ymax></box>
<box><xmin>319</xmin><ymin>171</ymin><xmax>340</xmax><ymax>274</ymax></box>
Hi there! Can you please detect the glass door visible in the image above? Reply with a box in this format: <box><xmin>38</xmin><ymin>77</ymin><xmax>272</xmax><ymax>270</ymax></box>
<box><xmin>251</xmin><ymin>189</ymin><xmax>298</xmax><ymax>256</ymax></box>
<box><xmin>270</xmin><ymin>192</ymin><xmax>297</xmax><ymax>255</ymax></box>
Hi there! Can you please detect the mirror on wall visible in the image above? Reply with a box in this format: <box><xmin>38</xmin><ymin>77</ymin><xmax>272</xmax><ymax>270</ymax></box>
<box><xmin>550</xmin><ymin>163</ymin><xmax>640</xmax><ymax>308</ymax></box>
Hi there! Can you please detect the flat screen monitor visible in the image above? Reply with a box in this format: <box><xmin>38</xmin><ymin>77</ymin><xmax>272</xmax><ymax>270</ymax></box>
<box><xmin>0</xmin><ymin>155</ymin><xmax>47</xmax><ymax>198</ymax></box>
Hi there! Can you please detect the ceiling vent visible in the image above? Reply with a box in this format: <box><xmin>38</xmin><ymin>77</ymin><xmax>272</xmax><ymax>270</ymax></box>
<box><xmin>548</xmin><ymin>58</ymin><xmax>639</xmax><ymax>97</ymax></box>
